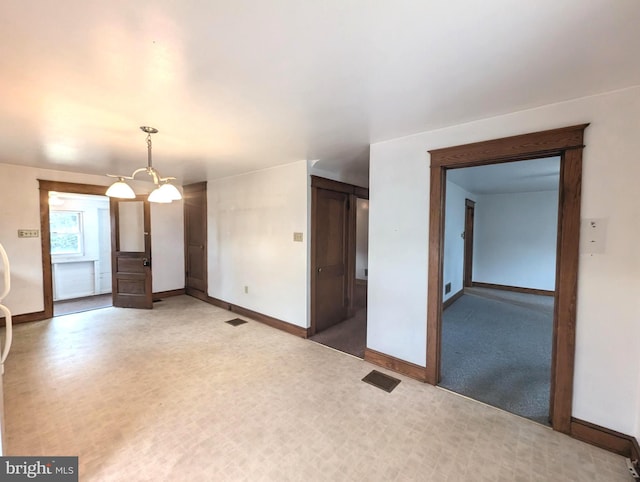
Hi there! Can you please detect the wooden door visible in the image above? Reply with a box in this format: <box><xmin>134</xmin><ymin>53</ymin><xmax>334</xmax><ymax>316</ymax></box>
<box><xmin>110</xmin><ymin>197</ymin><xmax>152</xmax><ymax>309</ymax></box>
<box><xmin>463</xmin><ymin>199</ymin><xmax>475</xmax><ymax>287</ymax></box>
<box><xmin>184</xmin><ymin>182</ymin><xmax>207</xmax><ymax>297</ymax></box>
<box><xmin>312</xmin><ymin>187</ymin><xmax>350</xmax><ymax>333</ymax></box>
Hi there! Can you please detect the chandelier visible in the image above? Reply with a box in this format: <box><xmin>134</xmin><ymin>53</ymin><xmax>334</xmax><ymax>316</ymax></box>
<box><xmin>105</xmin><ymin>126</ymin><xmax>182</xmax><ymax>203</ymax></box>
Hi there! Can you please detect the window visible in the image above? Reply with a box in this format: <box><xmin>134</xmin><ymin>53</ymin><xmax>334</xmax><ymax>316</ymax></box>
<box><xmin>50</xmin><ymin>211</ymin><xmax>83</xmax><ymax>255</ymax></box>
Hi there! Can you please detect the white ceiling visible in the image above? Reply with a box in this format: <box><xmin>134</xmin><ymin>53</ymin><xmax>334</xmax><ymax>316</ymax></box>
<box><xmin>1</xmin><ymin>1</ymin><xmax>639</xmax><ymax>184</ymax></box>
<box><xmin>447</xmin><ymin>157</ymin><xmax>560</xmax><ymax>195</ymax></box>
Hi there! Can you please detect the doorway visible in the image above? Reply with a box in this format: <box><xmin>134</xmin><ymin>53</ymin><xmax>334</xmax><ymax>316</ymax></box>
<box><xmin>38</xmin><ymin>180</ymin><xmax>154</xmax><ymax>317</ymax></box>
<box><xmin>426</xmin><ymin>124</ymin><xmax>587</xmax><ymax>434</ymax></box>
<box><xmin>309</xmin><ymin>176</ymin><xmax>369</xmax><ymax>358</ymax></box>
<box><xmin>48</xmin><ymin>192</ymin><xmax>113</xmax><ymax>316</ymax></box>
<box><xmin>184</xmin><ymin>182</ymin><xmax>208</xmax><ymax>300</ymax></box>
<box><xmin>440</xmin><ymin>158</ymin><xmax>559</xmax><ymax>424</ymax></box>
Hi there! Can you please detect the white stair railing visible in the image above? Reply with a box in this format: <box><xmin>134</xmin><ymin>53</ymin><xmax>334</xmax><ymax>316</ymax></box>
<box><xmin>0</xmin><ymin>243</ymin><xmax>13</xmax><ymax>369</ymax></box>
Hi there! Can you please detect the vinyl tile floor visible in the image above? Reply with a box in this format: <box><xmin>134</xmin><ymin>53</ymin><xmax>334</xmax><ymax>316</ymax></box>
<box><xmin>2</xmin><ymin>296</ymin><xmax>630</xmax><ymax>481</ymax></box>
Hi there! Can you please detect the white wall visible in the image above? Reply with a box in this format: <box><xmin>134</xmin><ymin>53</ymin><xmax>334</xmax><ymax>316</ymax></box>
<box><xmin>368</xmin><ymin>86</ymin><xmax>640</xmax><ymax>436</ymax></box>
<box><xmin>207</xmin><ymin>161</ymin><xmax>308</xmax><ymax>327</ymax></box>
<box><xmin>473</xmin><ymin>190</ymin><xmax>558</xmax><ymax>291</ymax></box>
<box><xmin>443</xmin><ymin>181</ymin><xmax>475</xmax><ymax>301</ymax></box>
<box><xmin>368</xmin><ymin>141</ymin><xmax>429</xmax><ymax>365</ymax></box>
<box><xmin>0</xmin><ymin>163</ymin><xmax>185</xmax><ymax>315</ymax></box>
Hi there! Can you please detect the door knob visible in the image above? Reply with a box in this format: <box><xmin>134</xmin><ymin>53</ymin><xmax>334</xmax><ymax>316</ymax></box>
<box><xmin>318</xmin><ymin>268</ymin><xmax>322</xmax><ymax>273</ymax></box>
<box><xmin>143</xmin><ymin>258</ymin><xmax>151</xmax><ymax>267</ymax></box>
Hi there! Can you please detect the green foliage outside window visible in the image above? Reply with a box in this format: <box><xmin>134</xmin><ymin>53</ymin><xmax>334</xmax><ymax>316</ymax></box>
<box><xmin>50</xmin><ymin>211</ymin><xmax>82</xmax><ymax>255</ymax></box>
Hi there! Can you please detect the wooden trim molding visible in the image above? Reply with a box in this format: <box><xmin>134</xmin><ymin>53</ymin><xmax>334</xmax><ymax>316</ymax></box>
<box><xmin>39</xmin><ymin>187</ymin><xmax>54</xmax><ymax>319</ymax></box>
<box><xmin>364</xmin><ymin>348</ymin><xmax>427</xmax><ymax>382</ymax></box>
<box><xmin>354</xmin><ymin>186</ymin><xmax>369</xmax><ymax>200</ymax></box>
<box><xmin>0</xmin><ymin>310</ymin><xmax>48</xmax><ymax>327</ymax></box>
<box><xmin>37</xmin><ymin>180</ymin><xmax>110</xmax><ymax>196</ymax></box>
<box><xmin>153</xmin><ymin>288</ymin><xmax>185</xmax><ymax>300</ymax></box>
<box><xmin>426</xmin><ymin>124</ymin><xmax>588</xmax><ymax>434</ymax></box>
<box><xmin>429</xmin><ymin>124</ymin><xmax>588</xmax><ymax>168</ymax></box>
<box><xmin>309</xmin><ymin>183</ymin><xmax>319</xmax><ymax>336</ymax></box>
<box><xmin>426</xmin><ymin>165</ymin><xmax>446</xmax><ymax>385</ymax></box>
<box><xmin>196</xmin><ymin>293</ymin><xmax>309</xmax><ymax>338</ymax></box>
<box><xmin>471</xmin><ymin>282</ymin><xmax>554</xmax><ymax>297</ymax></box>
<box><xmin>570</xmin><ymin>418</ymin><xmax>640</xmax><ymax>460</ymax></box>
<box><xmin>442</xmin><ymin>289</ymin><xmax>464</xmax><ymax>310</ymax></box>
<box><xmin>311</xmin><ymin>175</ymin><xmax>362</xmax><ymax>194</ymax></box>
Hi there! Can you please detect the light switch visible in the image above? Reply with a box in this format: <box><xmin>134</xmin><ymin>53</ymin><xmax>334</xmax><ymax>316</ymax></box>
<box><xmin>293</xmin><ymin>232</ymin><xmax>303</xmax><ymax>242</ymax></box>
<box><xmin>580</xmin><ymin>218</ymin><xmax>607</xmax><ymax>254</ymax></box>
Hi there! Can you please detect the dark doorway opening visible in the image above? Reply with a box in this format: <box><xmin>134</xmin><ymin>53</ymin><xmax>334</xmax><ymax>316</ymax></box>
<box><xmin>309</xmin><ymin>176</ymin><xmax>369</xmax><ymax>358</ymax></box>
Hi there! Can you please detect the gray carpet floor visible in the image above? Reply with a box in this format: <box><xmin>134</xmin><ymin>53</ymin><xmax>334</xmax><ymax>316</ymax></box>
<box><xmin>310</xmin><ymin>309</ymin><xmax>366</xmax><ymax>358</ymax></box>
<box><xmin>440</xmin><ymin>290</ymin><xmax>553</xmax><ymax>425</ymax></box>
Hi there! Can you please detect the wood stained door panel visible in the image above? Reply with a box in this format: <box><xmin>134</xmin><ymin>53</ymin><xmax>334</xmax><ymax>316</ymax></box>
<box><xmin>184</xmin><ymin>183</ymin><xmax>207</xmax><ymax>296</ymax></box>
<box><xmin>313</xmin><ymin>188</ymin><xmax>349</xmax><ymax>333</ymax></box>
<box><xmin>111</xmin><ymin>197</ymin><xmax>153</xmax><ymax>309</ymax></box>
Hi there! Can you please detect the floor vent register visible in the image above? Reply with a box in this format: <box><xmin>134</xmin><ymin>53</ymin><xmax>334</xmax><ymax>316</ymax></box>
<box><xmin>225</xmin><ymin>318</ymin><xmax>248</xmax><ymax>326</ymax></box>
<box><xmin>362</xmin><ymin>370</ymin><xmax>401</xmax><ymax>393</ymax></box>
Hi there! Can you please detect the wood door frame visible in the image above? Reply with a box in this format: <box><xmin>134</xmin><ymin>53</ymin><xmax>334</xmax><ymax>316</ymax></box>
<box><xmin>463</xmin><ymin>198</ymin><xmax>475</xmax><ymax>288</ymax></box>
<box><xmin>38</xmin><ymin>180</ymin><xmax>111</xmax><ymax>319</ymax></box>
<box><xmin>309</xmin><ymin>176</ymin><xmax>368</xmax><ymax>336</ymax></box>
<box><xmin>426</xmin><ymin>124</ymin><xmax>588</xmax><ymax>434</ymax></box>
<box><xmin>183</xmin><ymin>182</ymin><xmax>208</xmax><ymax>299</ymax></box>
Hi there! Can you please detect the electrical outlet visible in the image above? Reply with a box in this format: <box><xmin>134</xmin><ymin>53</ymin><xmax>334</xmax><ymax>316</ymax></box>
<box><xmin>18</xmin><ymin>229</ymin><xmax>39</xmax><ymax>238</ymax></box>
<box><xmin>445</xmin><ymin>282</ymin><xmax>451</xmax><ymax>294</ymax></box>
<box><xmin>293</xmin><ymin>232</ymin><xmax>303</xmax><ymax>242</ymax></box>
<box><xmin>244</xmin><ymin>286</ymin><xmax>248</xmax><ymax>294</ymax></box>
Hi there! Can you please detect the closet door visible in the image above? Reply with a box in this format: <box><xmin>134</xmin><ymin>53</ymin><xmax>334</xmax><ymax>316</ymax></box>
<box><xmin>184</xmin><ymin>182</ymin><xmax>207</xmax><ymax>298</ymax></box>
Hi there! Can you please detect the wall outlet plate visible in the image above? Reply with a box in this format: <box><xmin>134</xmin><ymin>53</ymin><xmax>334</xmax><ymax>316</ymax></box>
<box><xmin>293</xmin><ymin>232</ymin><xmax>303</xmax><ymax>242</ymax></box>
<box><xmin>18</xmin><ymin>229</ymin><xmax>39</xmax><ymax>238</ymax></box>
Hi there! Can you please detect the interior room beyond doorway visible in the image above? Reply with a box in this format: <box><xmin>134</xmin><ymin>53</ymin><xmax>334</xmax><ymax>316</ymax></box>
<box><xmin>48</xmin><ymin>192</ymin><xmax>112</xmax><ymax>316</ymax></box>
<box><xmin>440</xmin><ymin>157</ymin><xmax>560</xmax><ymax>424</ymax></box>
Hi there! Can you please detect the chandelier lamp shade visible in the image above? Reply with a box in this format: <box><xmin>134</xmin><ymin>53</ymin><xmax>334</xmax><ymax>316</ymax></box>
<box><xmin>105</xmin><ymin>126</ymin><xmax>182</xmax><ymax>203</ymax></box>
